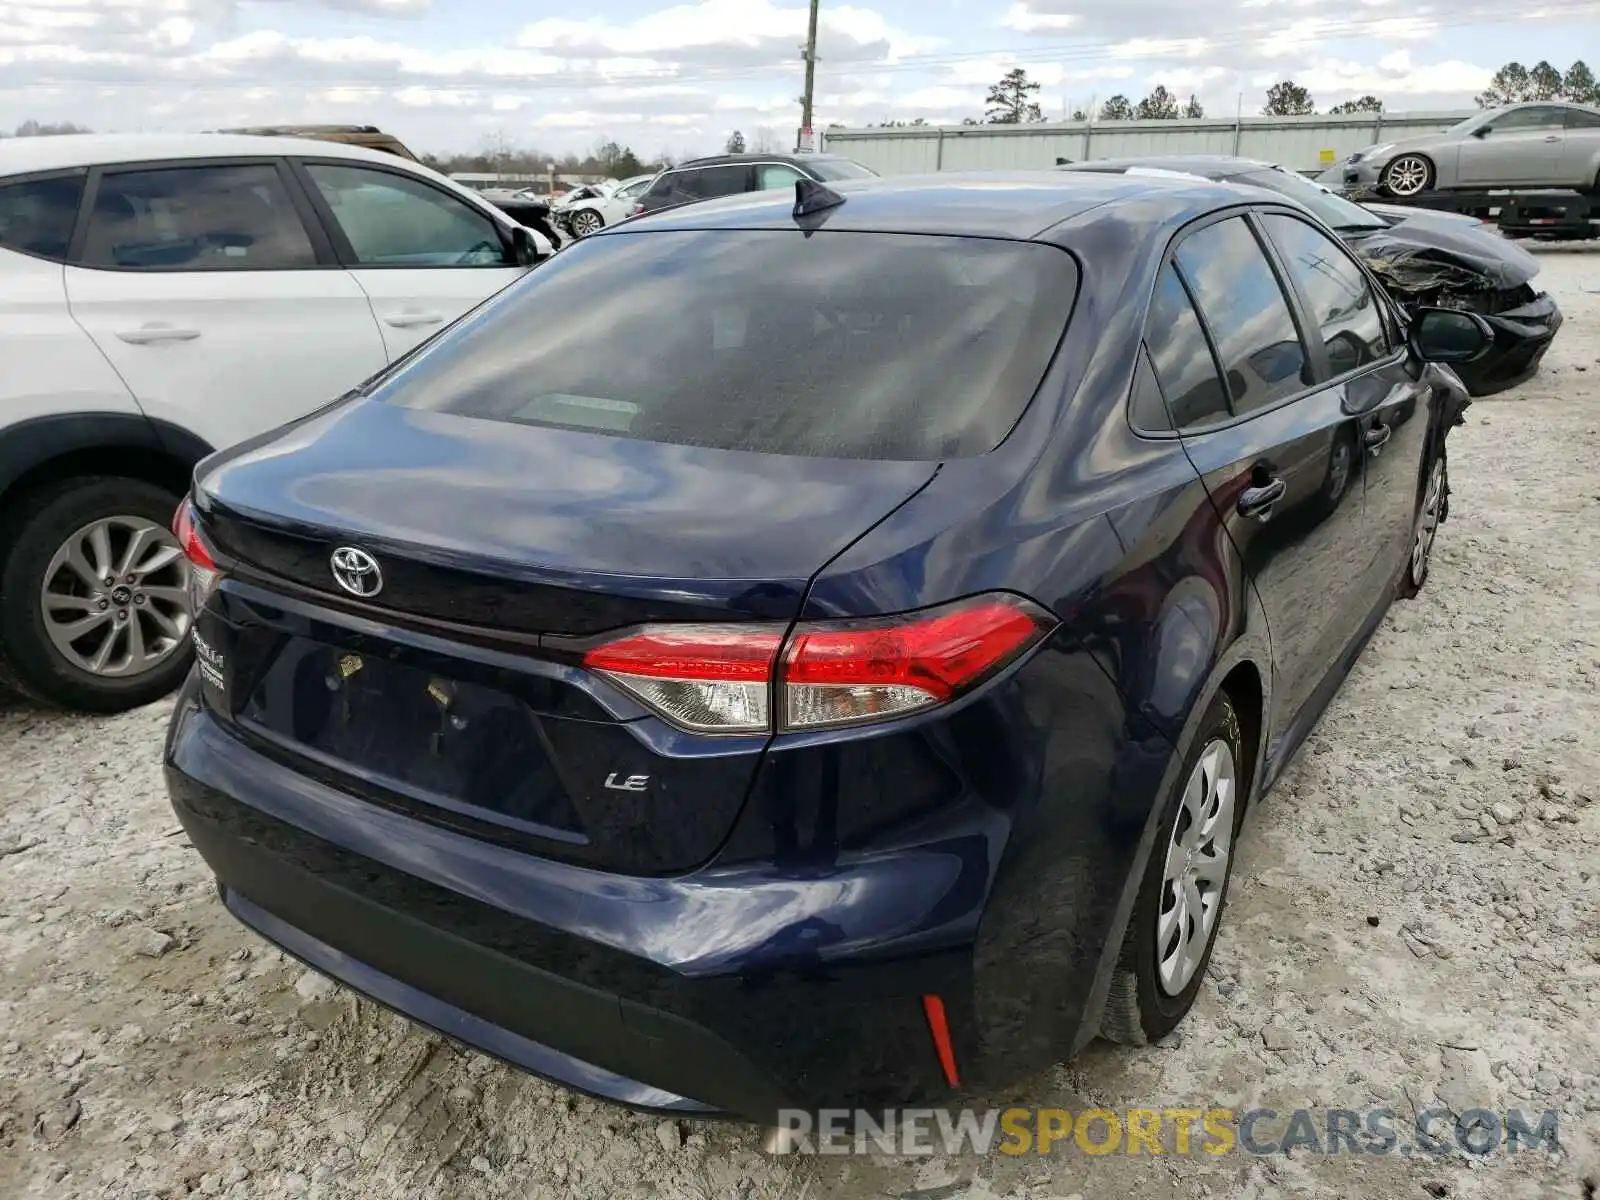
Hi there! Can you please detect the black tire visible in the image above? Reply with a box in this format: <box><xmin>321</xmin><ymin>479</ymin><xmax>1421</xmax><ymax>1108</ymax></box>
<box><xmin>1399</xmin><ymin>450</ymin><xmax>1447</xmax><ymax>599</ymax></box>
<box><xmin>570</xmin><ymin>209</ymin><xmax>605</xmax><ymax>237</ymax></box>
<box><xmin>0</xmin><ymin>476</ymin><xmax>192</xmax><ymax>713</ymax></box>
<box><xmin>1380</xmin><ymin>154</ymin><xmax>1435</xmax><ymax>198</ymax></box>
<box><xmin>1100</xmin><ymin>690</ymin><xmax>1247</xmax><ymax>1045</ymax></box>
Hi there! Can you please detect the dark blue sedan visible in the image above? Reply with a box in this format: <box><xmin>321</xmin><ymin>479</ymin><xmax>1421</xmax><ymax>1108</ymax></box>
<box><xmin>164</xmin><ymin>170</ymin><xmax>1485</xmax><ymax>1121</ymax></box>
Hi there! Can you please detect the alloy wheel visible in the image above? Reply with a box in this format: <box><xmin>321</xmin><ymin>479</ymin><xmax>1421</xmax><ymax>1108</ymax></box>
<box><xmin>1327</xmin><ymin>439</ymin><xmax>1353</xmax><ymax>504</ymax></box>
<box><xmin>40</xmin><ymin>515</ymin><xmax>190</xmax><ymax>678</ymax></box>
<box><xmin>572</xmin><ymin>210</ymin><xmax>603</xmax><ymax>236</ymax></box>
<box><xmin>1411</xmin><ymin>457</ymin><xmax>1445</xmax><ymax>587</ymax></box>
<box><xmin>1156</xmin><ymin>738</ymin><xmax>1237</xmax><ymax>996</ymax></box>
<box><xmin>1384</xmin><ymin>155</ymin><xmax>1432</xmax><ymax>197</ymax></box>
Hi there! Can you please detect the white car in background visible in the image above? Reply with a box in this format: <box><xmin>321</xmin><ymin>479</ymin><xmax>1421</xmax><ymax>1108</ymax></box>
<box><xmin>559</xmin><ymin>173</ymin><xmax>657</xmax><ymax>237</ymax></box>
<box><xmin>0</xmin><ymin>132</ymin><xmax>554</xmax><ymax>712</ymax></box>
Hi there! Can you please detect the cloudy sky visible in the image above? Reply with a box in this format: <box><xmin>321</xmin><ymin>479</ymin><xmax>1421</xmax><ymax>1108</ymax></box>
<box><xmin>0</xmin><ymin>0</ymin><xmax>1594</xmax><ymax>157</ymax></box>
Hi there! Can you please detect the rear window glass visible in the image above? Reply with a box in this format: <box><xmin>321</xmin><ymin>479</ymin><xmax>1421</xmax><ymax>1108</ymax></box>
<box><xmin>0</xmin><ymin>173</ymin><xmax>84</xmax><ymax>261</ymax></box>
<box><xmin>372</xmin><ymin>229</ymin><xmax>1078</xmax><ymax>461</ymax></box>
<box><xmin>808</xmin><ymin>159</ymin><xmax>878</xmax><ymax>181</ymax></box>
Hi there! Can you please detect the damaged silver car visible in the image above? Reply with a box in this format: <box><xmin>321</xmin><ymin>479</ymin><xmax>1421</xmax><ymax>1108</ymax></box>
<box><xmin>1058</xmin><ymin>155</ymin><xmax>1563</xmax><ymax>396</ymax></box>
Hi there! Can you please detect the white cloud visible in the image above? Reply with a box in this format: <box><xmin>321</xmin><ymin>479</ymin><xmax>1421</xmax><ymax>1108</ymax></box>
<box><xmin>1001</xmin><ymin>2</ymin><xmax>1077</xmax><ymax>32</ymax></box>
<box><xmin>0</xmin><ymin>0</ymin><xmax>1573</xmax><ymax>155</ymax></box>
<box><xmin>1109</xmin><ymin>38</ymin><xmax>1209</xmax><ymax>59</ymax></box>
<box><xmin>517</xmin><ymin>0</ymin><xmax>940</xmax><ymax>68</ymax></box>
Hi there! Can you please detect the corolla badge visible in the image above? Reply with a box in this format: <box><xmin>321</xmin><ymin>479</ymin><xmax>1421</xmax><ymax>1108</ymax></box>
<box><xmin>329</xmin><ymin>546</ymin><xmax>383</xmax><ymax>598</ymax></box>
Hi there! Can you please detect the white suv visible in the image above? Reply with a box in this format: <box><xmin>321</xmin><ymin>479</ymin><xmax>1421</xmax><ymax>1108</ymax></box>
<box><xmin>0</xmin><ymin>133</ymin><xmax>556</xmax><ymax>712</ymax></box>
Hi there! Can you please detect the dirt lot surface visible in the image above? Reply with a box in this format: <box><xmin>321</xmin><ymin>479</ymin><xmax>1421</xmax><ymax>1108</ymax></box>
<box><xmin>2</xmin><ymin>247</ymin><xmax>1598</xmax><ymax>1200</ymax></box>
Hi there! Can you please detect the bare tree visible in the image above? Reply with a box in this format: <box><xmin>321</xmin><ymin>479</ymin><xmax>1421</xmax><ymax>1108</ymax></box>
<box><xmin>9</xmin><ymin>119</ymin><xmax>92</xmax><ymax>137</ymax></box>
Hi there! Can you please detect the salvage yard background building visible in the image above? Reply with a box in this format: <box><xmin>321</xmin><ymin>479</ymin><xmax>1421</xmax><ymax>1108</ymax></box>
<box><xmin>822</xmin><ymin>109</ymin><xmax>1477</xmax><ymax>176</ymax></box>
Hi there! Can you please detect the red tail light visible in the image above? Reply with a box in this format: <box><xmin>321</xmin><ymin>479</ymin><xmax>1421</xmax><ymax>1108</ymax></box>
<box><xmin>632</xmin><ymin>202</ymin><xmax>645</xmax><ymax>215</ymax></box>
<box><xmin>172</xmin><ymin>499</ymin><xmax>215</xmax><ymax>570</ymax></box>
<box><xmin>172</xmin><ymin>498</ymin><xmax>223</xmax><ymax>614</ymax></box>
<box><xmin>582</xmin><ymin>594</ymin><xmax>1053</xmax><ymax>735</ymax></box>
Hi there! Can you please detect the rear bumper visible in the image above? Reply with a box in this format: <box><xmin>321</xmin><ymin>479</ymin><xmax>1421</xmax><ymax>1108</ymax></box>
<box><xmin>165</xmin><ymin>679</ymin><xmax>1014</xmax><ymax>1119</ymax></box>
<box><xmin>1456</xmin><ymin>292</ymin><xmax>1563</xmax><ymax>395</ymax></box>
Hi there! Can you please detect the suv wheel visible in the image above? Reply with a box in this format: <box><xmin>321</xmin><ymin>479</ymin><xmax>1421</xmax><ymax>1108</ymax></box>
<box><xmin>1100</xmin><ymin>690</ymin><xmax>1246</xmax><ymax>1044</ymax></box>
<box><xmin>0</xmin><ymin>477</ymin><xmax>192</xmax><ymax>712</ymax></box>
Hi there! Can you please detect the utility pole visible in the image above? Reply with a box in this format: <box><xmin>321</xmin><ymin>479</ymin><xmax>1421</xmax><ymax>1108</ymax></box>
<box><xmin>798</xmin><ymin>0</ymin><xmax>820</xmax><ymax>151</ymax></box>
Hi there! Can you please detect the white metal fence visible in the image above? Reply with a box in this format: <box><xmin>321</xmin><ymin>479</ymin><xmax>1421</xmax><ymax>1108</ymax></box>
<box><xmin>821</xmin><ymin>111</ymin><xmax>1476</xmax><ymax>176</ymax></box>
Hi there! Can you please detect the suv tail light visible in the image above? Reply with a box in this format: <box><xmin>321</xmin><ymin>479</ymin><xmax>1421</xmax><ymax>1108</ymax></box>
<box><xmin>173</xmin><ymin>499</ymin><xmax>223</xmax><ymax>615</ymax></box>
<box><xmin>583</xmin><ymin>594</ymin><xmax>1054</xmax><ymax>734</ymax></box>
<box><xmin>632</xmin><ymin>202</ymin><xmax>645</xmax><ymax>215</ymax></box>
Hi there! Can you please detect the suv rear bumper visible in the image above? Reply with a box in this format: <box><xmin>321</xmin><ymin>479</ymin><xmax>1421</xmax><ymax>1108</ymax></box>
<box><xmin>165</xmin><ymin>678</ymin><xmax>985</xmax><ymax>1120</ymax></box>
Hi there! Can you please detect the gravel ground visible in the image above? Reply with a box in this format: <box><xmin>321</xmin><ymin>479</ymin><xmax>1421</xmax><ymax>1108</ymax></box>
<box><xmin>2</xmin><ymin>246</ymin><xmax>1598</xmax><ymax>1200</ymax></box>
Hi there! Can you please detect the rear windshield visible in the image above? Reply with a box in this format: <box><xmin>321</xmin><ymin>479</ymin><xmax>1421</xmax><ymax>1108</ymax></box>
<box><xmin>372</xmin><ymin>229</ymin><xmax>1077</xmax><ymax>461</ymax></box>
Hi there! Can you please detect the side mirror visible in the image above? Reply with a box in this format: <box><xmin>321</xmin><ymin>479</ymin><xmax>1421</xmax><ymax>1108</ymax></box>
<box><xmin>1471</xmin><ymin>125</ymin><xmax>1492</xmax><ymax>138</ymax></box>
<box><xmin>510</xmin><ymin>225</ymin><xmax>544</xmax><ymax>266</ymax></box>
<box><xmin>1410</xmin><ymin>307</ymin><xmax>1493</xmax><ymax>364</ymax></box>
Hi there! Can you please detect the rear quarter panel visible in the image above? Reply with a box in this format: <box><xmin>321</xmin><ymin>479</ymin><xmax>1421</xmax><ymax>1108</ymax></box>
<box><xmin>718</xmin><ymin>197</ymin><xmax>1273</xmax><ymax>1085</ymax></box>
<box><xmin>0</xmin><ymin>249</ymin><xmax>141</xmax><ymax>429</ymax></box>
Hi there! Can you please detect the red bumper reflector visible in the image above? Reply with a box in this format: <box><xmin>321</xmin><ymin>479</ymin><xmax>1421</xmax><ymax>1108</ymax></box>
<box><xmin>921</xmin><ymin>994</ymin><xmax>961</xmax><ymax>1088</ymax></box>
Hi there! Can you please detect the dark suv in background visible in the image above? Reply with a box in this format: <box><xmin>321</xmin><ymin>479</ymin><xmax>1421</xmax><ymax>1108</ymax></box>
<box><xmin>633</xmin><ymin>152</ymin><xmax>876</xmax><ymax>215</ymax></box>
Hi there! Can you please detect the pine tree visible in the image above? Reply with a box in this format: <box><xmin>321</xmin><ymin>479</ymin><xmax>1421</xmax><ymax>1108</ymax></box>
<box><xmin>1135</xmin><ymin>86</ymin><xmax>1180</xmax><ymax>120</ymax></box>
<box><xmin>986</xmin><ymin>69</ymin><xmax>1045</xmax><ymax>124</ymax></box>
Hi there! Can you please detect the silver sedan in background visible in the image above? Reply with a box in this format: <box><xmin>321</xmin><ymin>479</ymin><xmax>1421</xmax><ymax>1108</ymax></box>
<box><xmin>1343</xmin><ymin>102</ymin><xmax>1600</xmax><ymax>197</ymax></box>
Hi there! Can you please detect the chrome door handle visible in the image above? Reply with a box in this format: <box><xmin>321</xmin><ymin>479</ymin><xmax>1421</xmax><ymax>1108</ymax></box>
<box><xmin>1542</xmin><ymin>135</ymin><xmax>1561</xmax><ymax>142</ymax></box>
<box><xmin>116</xmin><ymin>324</ymin><xmax>201</xmax><ymax>344</ymax></box>
<box><xmin>1237</xmin><ymin>477</ymin><xmax>1287</xmax><ymax>520</ymax></box>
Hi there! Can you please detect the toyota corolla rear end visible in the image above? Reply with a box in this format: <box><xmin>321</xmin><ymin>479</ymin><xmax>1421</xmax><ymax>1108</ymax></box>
<box><xmin>164</xmin><ymin>212</ymin><xmax>1084</xmax><ymax>1119</ymax></box>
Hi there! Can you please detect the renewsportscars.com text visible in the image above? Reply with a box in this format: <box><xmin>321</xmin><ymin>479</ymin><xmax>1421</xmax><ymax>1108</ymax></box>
<box><xmin>768</xmin><ymin>1106</ymin><xmax>1561</xmax><ymax>1157</ymax></box>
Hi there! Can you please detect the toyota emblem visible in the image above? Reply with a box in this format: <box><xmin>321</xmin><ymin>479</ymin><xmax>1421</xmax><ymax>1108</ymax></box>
<box><xmin>329</xmin><ymin>546</ymin><xmax>383</xmax><ymax>598</ymax></box>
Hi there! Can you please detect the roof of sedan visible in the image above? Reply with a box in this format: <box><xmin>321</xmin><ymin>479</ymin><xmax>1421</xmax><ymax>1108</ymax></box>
<box><xmin>675</xmin><ymin>152</ymin><xmax>862</xmax><ymax>169</ymax></box>
<box><xmin>613</xmin><ymin>170</ymin><xmax>1254</xmax><ymax>239</ymax></box>
<box><xmin>0</xmin><ymin>132</ymin><xmax>424</xmax><ymax>177</ymax></box>
<box><xmin>1058</xmin><ymin>155</ymin><xmax>1275</xmax><ymax>179</ymax></box>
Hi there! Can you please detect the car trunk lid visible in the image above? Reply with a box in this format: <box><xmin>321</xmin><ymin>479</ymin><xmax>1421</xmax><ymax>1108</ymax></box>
<box><xmin>192</xmin><ymin>399</ymin><xmax>936</xmax><ymax>874</ymax></box>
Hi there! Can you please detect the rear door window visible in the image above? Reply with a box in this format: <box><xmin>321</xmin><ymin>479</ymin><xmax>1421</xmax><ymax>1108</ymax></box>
<box><xmin>372</xmin><ymin>229</ymin><xmax>1078</xmax><ymax>461</ymax></box>
<box><xmin>1143</xmin><ymin>264</ymin><xmax>1229</xmax><ymax>430</ymax></box>
<box><xmin>755</xmin><ymin>164</ymin><xmax>806</xmax><ymax>190</ymax></box>
<box><xmin>0</xmin><ymin>173</ymin><xmax>84</xmax><ymax>261</ymax></box>
<box><xmin>1175</xmin><ymin>216</ymin><xmax>1313</xmax><ymax>416</ymax></box>
<box><xmin>82</xmin><ymin>164</ymin><xmax>316</xmax><ymax>271</ymax></box>
<box><xmin>678</xmin><ymin>166</ymin><xmax>752</xmax><ymax>199</ymax></box>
